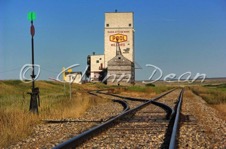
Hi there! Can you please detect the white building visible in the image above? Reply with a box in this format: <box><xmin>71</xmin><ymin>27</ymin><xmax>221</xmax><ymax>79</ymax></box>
<box><xmin>86</xmin><ymin>11</ymin><xmax>135</xmax><ymax>85</ymax></box>
<box><xmin>104</xmin><ymin>12</ymin><xmax>134</xmax><ymax>67</ymax></box>
<box><xmin>64</xmin><ymin>72</ymin><xmax>82</xmax><ymax>84</ymax></box>
<box><xmin>90</xmin><ymin>54</ymin><xmax>104</xmax><ymax>82</ymax></box>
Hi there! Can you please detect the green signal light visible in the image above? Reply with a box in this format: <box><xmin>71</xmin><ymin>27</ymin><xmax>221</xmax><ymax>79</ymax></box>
<box><xmin>28</xmin><ymin>12</ymin><xmax>36</xmax><ymax>21</ymax></box>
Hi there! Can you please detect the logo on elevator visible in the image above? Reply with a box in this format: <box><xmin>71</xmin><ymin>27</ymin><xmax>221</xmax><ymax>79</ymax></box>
<box><xmin>109</xmin><ymin>34</ymin><xmax>127</xmax><ymax>42</ymax></box>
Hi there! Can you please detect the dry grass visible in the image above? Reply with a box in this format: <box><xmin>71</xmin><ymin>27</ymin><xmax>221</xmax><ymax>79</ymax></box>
<box><xmin>126</xmin><ymin>85</ymin><xmax>173</xmax><ymax>94</ymax></box>
<box><xmin>40</xmin><ymin>92</ymin><xmax>96</xmax><ymax>119</ymax></box>
<box><xmin>211</xmin><ymin>104</ymin><xmax>226</xmax><ymax>120</ymax></box>
<box><xmin>0</xmin><ymin>80</ymin><xmax>105</xmax><ymax>148</ymax></box>
<box><xmin>183</xmin><ymin>89</ymin><xmax>195</xmax><ymax>98</ymax></box>
<box><xmin>0</xmin><ymin>109</ymin><xmax>38</xmax><ymax>147</ymax></box>
<box><xmin>188</xmin><ymin>85</ymin><xmax>226</xmax><ymax>120</ymax></box>
<box><xmin>109</xmin><ymin>85</ymin><xmax>174</xmax><ymax>99</ymax></box>
<box><xmin>189</xmin><ymin>85</ymin><xmax>226</xmax><ymax>104</ymax></box>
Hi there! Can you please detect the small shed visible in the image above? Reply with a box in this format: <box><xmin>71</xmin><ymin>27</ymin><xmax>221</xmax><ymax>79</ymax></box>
<box><xmin>64</xmin><ymin>72</ymin><xmax>82</xmax><ymax>84</ymax></box>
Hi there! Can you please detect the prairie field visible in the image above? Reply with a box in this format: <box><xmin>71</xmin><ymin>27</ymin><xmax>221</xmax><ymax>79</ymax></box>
<box><xmin>188</xmin><ymin>82</ymin><xmax>226</xmax><ymax>120</ymax></box>
<box><xmin>0</xmin><ymin>80</ymin><xmax>104</xmax><ymax>147</ymax></box>
<box><xmin>189</xmin><ymin>84</ymin><xmax>226</xmax><ymax>104</ymax></box>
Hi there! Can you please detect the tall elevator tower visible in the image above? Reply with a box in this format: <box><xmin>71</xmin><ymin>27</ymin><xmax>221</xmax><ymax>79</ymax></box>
<box><xmin>104</xmin><ymin>12</ymin><xmax>134</xmax><ymax>67</ymax></box>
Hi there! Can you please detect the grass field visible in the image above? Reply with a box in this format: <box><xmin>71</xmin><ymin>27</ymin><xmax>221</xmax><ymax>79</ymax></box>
<box><xmin>188</xmin><ymin>83</ymin><xmax>226</xmax><ymax>120</ymax></box>
<box><xmin>126</xmin><ymin>85</ymin><xmax>173</xmax><ymax>94</ymax></box>
<box><xmin>0</xmin><ymin>80</ymin><xmax>104</xmax><ymax>147</ymax></box>
<box><xmin>189</xmin><ymin>84</ymin><xmax>226</xmax><ymax>104</ymax></box>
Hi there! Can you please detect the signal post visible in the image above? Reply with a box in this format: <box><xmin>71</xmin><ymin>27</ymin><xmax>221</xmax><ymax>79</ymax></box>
<box><xmin>27</xmin><ymin>12</ymin><xmax>40</xmax><ymax>114</ymax></box>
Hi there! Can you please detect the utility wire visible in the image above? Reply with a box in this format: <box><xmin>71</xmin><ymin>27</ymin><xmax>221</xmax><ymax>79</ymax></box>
<box><xmin>0</xmin><ymin>67</ymin><xmax>21</xmax><ymax>73</ymax></box>
<box><xmin>40</xmin><ymin>67</ymin><xmax>59</xmax><ymax>74</ymax></box>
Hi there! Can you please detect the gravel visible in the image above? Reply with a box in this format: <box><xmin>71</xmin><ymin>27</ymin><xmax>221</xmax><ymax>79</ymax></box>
<box><xmin>178</xmin><ymin>89</ymin><xmax>226</xmax><ymax>149</ymax></box>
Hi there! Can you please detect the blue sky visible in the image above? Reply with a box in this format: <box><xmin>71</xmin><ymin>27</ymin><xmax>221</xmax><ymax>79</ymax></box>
<box><xmin>1</xmin><ymin>0</ymin><xmax>226</xmax><ymax>81</ymax></box>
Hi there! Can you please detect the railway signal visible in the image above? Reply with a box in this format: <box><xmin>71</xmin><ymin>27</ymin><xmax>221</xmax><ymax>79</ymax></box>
<box><xmin>27</xmin><ymin>12</ymin><xmax>40</xmax><ymax>114</ymax></box>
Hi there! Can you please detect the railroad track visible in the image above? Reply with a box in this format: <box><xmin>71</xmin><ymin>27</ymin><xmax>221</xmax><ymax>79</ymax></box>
<box><xmin>53</xmin><ymin>88</ymin><xmax>184</xmax><ymax>149</ymax></box>
<box><xmin>89</xmin><ymin>89</ymin><xmax>148</xmax><ymax>109</ymax></box>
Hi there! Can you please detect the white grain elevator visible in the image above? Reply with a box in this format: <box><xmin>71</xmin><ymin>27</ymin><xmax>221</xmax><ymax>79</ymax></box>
<box><xmin>104</xmin><ymin>12</ymin><xmax>135</xmax><ymax>85</ymax></box>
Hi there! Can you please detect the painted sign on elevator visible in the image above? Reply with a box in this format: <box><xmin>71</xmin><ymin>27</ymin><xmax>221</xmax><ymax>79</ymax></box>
<box><xmin>109</xmin><ymin>34</ymin><xmax>127</xmax><ymax>42</ymax></box>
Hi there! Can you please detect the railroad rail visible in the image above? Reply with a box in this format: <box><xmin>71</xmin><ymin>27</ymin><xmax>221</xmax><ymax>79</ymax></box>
<box><xmin>169</xmin><ymin>88</ymin><xmax>184</xmax><ymax>149</ymax></box>
<box><xmin>53</xmin><ymin>88</ymin><xmax>183</xmax><ymax>148</ymax></box>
